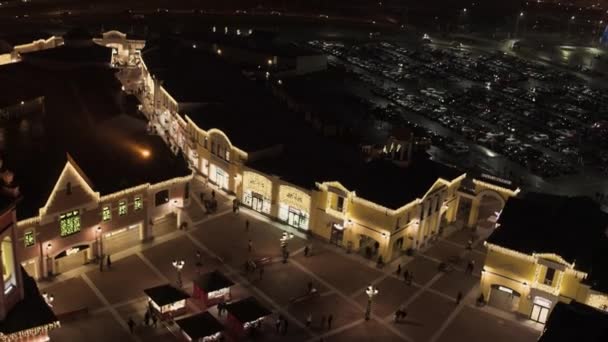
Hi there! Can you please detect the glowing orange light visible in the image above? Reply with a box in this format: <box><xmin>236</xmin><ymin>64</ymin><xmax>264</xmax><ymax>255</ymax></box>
<box><xmin>141</xmin><ymin>149</ymin><xmax>151</xmax><ymax>158</ymax></box>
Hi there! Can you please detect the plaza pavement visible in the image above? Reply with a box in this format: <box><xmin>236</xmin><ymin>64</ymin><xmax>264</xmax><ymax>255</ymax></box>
<box><xmin>44</xmin><ymin>180</ymin><xmax>542</xmax><ymax>342</ymax></box>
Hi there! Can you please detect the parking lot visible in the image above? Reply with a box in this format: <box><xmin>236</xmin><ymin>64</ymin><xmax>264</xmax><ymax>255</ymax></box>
<box><xmin>42</xmin><ymin>184</ymin><xmax>542</xmax><ymax>342</ymax></box>
<box><xmin>304</xmin><ymin>38</ymin><xmax>608</xmax><ymax>188</ymax></box>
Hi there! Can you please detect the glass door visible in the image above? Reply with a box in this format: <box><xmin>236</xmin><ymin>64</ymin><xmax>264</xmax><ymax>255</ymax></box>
<box><xmin>252</xmin><ymin>196</ymin><xmax>262</xmax><ymax>212</ymax></box>
<box><xmin>531</xmin><ymin>304</ymin><xmax>550</xmax><ymax>324</ymax></box>
<box><xmin>288</xmin><ymin>211</ymin><xmax>300</xmax><ymax>228</ymax></box>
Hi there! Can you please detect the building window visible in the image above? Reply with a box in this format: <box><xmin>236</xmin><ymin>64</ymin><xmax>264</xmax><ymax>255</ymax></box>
<box><xmin>436</xmin><ymin>197</ymin><xmax>441</xmax><ymax>212</ymax></box>
<box><xmin>24</xmin><ymin>230</ymin><xmax>35</xmax><ymax>247</ymax></box>
<box><xmin>60</xmin><ymin>210</ymin><xmax>81</xmax><ymax>237</ymax></box>
<box><xmin>66</xmin><ymin>182</ymin><xmax>72</xmax><ymax>195</ymax></box>
<box><xmin>336</xmin><ymin>196</ymin><xmax>345</xmax><ymax>212</ymax></box>
<box><xmin>225</xmin><ymin>149</ymin><xmax>230</xmax><ymax>161</ymax></box>
<box><xmin>102</xmin><ymin>205</ymin><xmax>111</xmax><ymax>221</ymax></box>
<box><xmin>155</xmin><ymin>190</ymin><xmax>169</xmax><ymax>206</ymax></box>
<box><xmin>204</xmin><ymin>136</ymin><xmax>208</xmax><ymax>149</ymax></box>
<box><xmin>118</xmin><ymin>200</ymin><xmax>127</xmax><ymax>216</ymax></box>
<box><xmin>544</xmin><ymin>267</ymin><xmax>556</xmax><ymax>286</ymax></box>
<box><xmin>211</xmin><ymin>141</ymin><xmax>215</xmax><ymax>154</ymax></box>
<box><xmin>134</xmin><ymin>196</ymin><xmax>143</xmax><ymax>211</ymax></box>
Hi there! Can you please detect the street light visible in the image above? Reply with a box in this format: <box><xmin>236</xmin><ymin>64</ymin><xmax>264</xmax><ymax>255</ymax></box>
<box><xmin>96</xmin><ymin>226</ymin><xmax>103</xmax><ymax>259</ymax></box>
<box><xmin>172</xmin><ymin>259</ymin><xmax>185</xmax><ymax>287</ymax></box>
<box><xmin>42</xmin><ymin>292</ymin><xmax>54</xmax><ymax>307</ymax></box>
<box><xmin>364</xmin><ymin>284</ymin><xmax>379</xmax><ymax>320</ymax></box>
<box><xmin>46</xmin><ymin>243</ymin><xmax>52</xmax><ymax>277</ymax></box>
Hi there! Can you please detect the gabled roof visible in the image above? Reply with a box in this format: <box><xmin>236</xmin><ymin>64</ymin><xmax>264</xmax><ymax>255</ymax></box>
<box><xmin>488</xmin><ymin>193</ymin><xmax>608</xmax><ymax>292</ymax></box>
<box><xmin>194</xmin><ymin>270</ymin><xmax>234</xmax><ymax>293</ymax></box>
<box><xmin>176</xmin><ymin>312</ymin><xmax>223</xmax><ymax>339</ymax></box>
<box><xmin>144</xmin><ymin>284</ymin><xmax>189</xmax><ymax>307</ymax></box>
<box><xmin>539</xmin><ymin>302</ymin><xmax>608</xmax><ymax>342</ymax></box>
<box><xmin>225</xmin><ymin>297</ymin><xmax>271</xmax><ymax>323</ymax></box>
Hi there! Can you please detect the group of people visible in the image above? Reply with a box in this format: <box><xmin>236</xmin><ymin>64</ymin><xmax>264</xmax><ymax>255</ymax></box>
<box><xmin>274</xmin><ymin>315</ymin><xmax>290</xmax><ymax>335</ymax></box>
<box><xmin>395</xmin><ymin>265</ymin><xmax>415</xmax><ymax>285</ymax></box>
<box><xmin>126</xmin><ymin>302</ymin><xmax>158</xmax><ymax>334</ymax></box>
<box><xmin>394</xmin><ymin>307</ymin><xmax>408</xmax><ymax>322</ymax></box>
<box><xmin>99</xmin><ymin>254</ymin><xmax>112</xmax><ymax>272</ymax></box>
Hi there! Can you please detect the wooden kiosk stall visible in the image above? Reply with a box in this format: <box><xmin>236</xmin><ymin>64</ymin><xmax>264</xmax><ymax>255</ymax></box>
<box><xmin>144</xmin><ymin>284</ymin><xmax>190</xmax><ymax>319</ymax></box>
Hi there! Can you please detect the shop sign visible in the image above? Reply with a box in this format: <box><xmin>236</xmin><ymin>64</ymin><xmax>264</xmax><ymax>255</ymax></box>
<box><xmin>66</xmin><ymin>247</ymin><xmax>80</xmax><ymax>256</ymax></box>
<box><xmin>279</xmin><ymin>186</ymin><xmax>310</xmax><ymax>211</ymax></box>
<box><xmin>244</xmin><ymin>172</ymin><xmax>272</xmax><ymax>198</ymax></box>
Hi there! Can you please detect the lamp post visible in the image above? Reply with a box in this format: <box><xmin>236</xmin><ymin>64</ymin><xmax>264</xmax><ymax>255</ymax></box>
<box><xmin>46</xmin><ymin>243</ymin><xmax>52</xmax><ymax>278</ymax></box>
<box><xmin>96</xmin><ymin>226</ymin><xmax>103</xmax><ymax>259</ymax></box>
<box><xmin>568</xmin><ymin>16</ymin><xmax>576</xmax><ymax>38</ymax></box>
<box><xmin>515</xmin><ymin>12</ymin><xmax>524</xmax><ymax>38</ymax></box>
<box><xmin>42</xmin><ymin>292</ymin><xmax>54</xmax><ymax>307</ymax></box>
<box><xmin>172</xmin><ymin>259</ymin><xmax>185</xmax><ymax>287</ymax></box>
<box><xmin>364</xmin><ymin>284</ymin><xmax>379</xmax><ymax>320</ymax></box>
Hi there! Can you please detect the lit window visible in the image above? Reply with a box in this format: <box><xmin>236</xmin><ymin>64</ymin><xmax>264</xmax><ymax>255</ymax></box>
<box><xmin>225</xmin><ymin>149</ymin><xmax>230</xmax><ymax>161</ymax></box>
<box><xmin>204</xmin><ymin>137</ymin><xmax>208</xmax><ymax>149</ymax></box>
<box><xmin>211</xmin><ymin>141</ymin><xmax>215</xmax><ymax>154</ymax></box>
<box><xmin>24</xmin><ymin>230</ymin><xmax>35</xmax><ymax>247</ymax></box>
<box><xmin>134</xmin><ymin>196</ymin><xmax>143</xmax><ymax>211</ymax></box>
<box><xmin>118</xmin><ymin>200</ymin><xmax>128</xmax><ymax>216</ymax></box>
<box><xmin>102</xmin><ymin>205</ymin><xmax>111</xmax><ymax>221</ymax></box>
<box><xmin>60</xmin><ymin>210</ymin><xmax>81</xmax><ymax>237</ymax></box>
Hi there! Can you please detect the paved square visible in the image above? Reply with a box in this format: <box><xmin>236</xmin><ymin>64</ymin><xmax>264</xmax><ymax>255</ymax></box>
<box><xmin>437</xmin><ymin>306</ymin><xmax>540</xmax><ymax>342</ymax></box>
<box><xmin>353</xmin><ymin>276</ymin><xmax>418</xmax><ymax>318</ymax></box>
<box><xmin>431</xmin><ymin>271</ymin><xmax>478</xmax><ymax>299</ymax></box>
<box><xmin>45</xmin><ymin>276</ymin><xmax>103</xmax><ymax>315</ymax></box>
<box><xmin>48</xmin><ymin>312</ymin><xmax>131</xmax><ymax>342</ymax></box>
<box><xmin>288</xmin><ymin>293</ymin><xmax>361</xmax><ymax>334</ymax></box>
<box><xmin>424</xmin><ymin>240</ymin><xmax>465</xmax><ymax>262</ymax></box>
<box><xmin>404</xmin><ymin>256</ymin><xmax>440</xmax><ymax>285</ymax></box>
<box><xmin>394</xmin><ymin>291</ymin><xmax>455</xmax><ymax>342</ymax></box>
<box><xmin>85</xmin><ymin>254</ymin><xmax>164</xmax><ymax>304</ymax></box>
<box><xmin>292</xmin><ymin>246</ymin><xmax>382</xmax><ymax>294</ymax></box>
<box><xmin>329</xmin><ymin>320</ymin><xmax>404</xmax><ymax>342</ymax></box>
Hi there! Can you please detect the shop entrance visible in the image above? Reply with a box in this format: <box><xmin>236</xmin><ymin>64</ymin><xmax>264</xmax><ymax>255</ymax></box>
<box><xmin>287</xmin><ymin>211</ymin><xmax>304</xmax><ymax>228</ymax></box>
<box><xmin>103</xmin><ymin>224</ymin><xmax>142</xmax><ymax>255</ymax></box>
<box><xmin>359</xmin><ymin>235</ymin><xmax>380</xmax><ymax>259</ymax></box>
<box><xmin>251</xmin><ymin>193</ymin><xmax>264</xmax><ymax>212</ymax></box>
<box><xmin>330</xmin><ymin>223</ymin><xmax>344</xmax><ymax>246</ymax></box>
<box><xmin>488</xmin><ymin>285</ymin><xmax>520</xmax><ymax>312</ymax></box>
<box><xmin>530</xmin><ymin>297</ymin><xmax>552</xmax><ymax>324</ymax></box>
<box><xmin>55</xmin><ymin>245</ymin><xmax>89</xmax><ymax>274</ymax></box>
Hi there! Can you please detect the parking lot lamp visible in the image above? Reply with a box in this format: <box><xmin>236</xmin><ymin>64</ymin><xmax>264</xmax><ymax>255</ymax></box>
<box><xmin>364</xmin><ymin>284</ymin><xmax>379</xmax><ymax>320</ymax></box>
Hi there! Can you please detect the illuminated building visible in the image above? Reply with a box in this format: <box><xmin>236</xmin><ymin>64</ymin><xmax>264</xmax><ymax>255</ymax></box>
<box><xmin>481</xmin><ymin>194</ymin><xmax>608</xmax><ymax>324</ymax></box>
<box><xmin>0</xmin><ymin>35</ymin><xmax>192</xmax><ymax>280</ymax></box>
<box><xmin>0</xmin><ymin>182</ymin><xmax>60</xmax><ymax>340</ymax></box>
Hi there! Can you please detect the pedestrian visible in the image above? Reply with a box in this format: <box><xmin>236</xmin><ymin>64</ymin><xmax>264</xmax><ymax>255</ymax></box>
<box><xmin>320</xmin><ymin>314</ymin><xmax>326</xmax><ymax>329</ymax></box>
<box><xmin>151</xmin><ymin>313</ymin><xmax>157</xmax><ymax>328</ymax></box>
<box><xmin>235</xmin><ymin>199</ymin><xmax>240</xmax><ymax>213</ymax></box>
<box><xmin>396</xmin><ymin>264</ymin><xmax>402</xmax><ymax>275</ymax></box>
<box><xmin>307</xmin><ymin>281</ymin><xmax>313</xmax><ymax>294</ymax></box>
<box><xmin>282</xmin><ymin>318</ymin><xmax>289</xmax><ymax>335</ymax></box>
<box><xmin>275</xmin><ymin>317</ymin><xmax>281</xmax><ymax>333</ymax></box>
<box><xmin>127</xmin><ymin>317</ymin><xmax>135</xmax><ymax>334</ymax></box>
<box><xmin>403</xmin><ymin>270</ymin><xmax>409</xmax><ymax>282</ymax></box>
<box><xmin>304</xmin><ymin>245</ymin><xmax>309</xmax><ymax>257</ymax></box>
<box><xmin>106</xmin><ymin>254</ymin><xmax>112</xmax><ymax>269</ymax></box>
<box><xmin>456</xmin><ymin>291</ymin><xmax>463</xmax><ymax>305</ymax></box>
<box><xmin>144</xmin><ymin>310</ymin><xmax>150</xmax><ymax>327</ymax></box>
<box><xmin>306</xmin><ymin>313</ymin><xmax>312</xmax><ymax>327</ymax></box>
<box><xmin>211</xmin><ymin>190</ymin><xmax>215</xmax><ymax>199</ymax></box>
<box><xmin>467</xmin><ymin>239</ymin><xmax>473</xmax><ymax>250</ymax></box>
<box><xmin>245</xmin><ymin>219</ymin><xmax>250</xmax><ymax>232</ymax></box>
<box><xmin>248</xmin><ymin>239</ymin><xmax>253</xmax><ymax>253</ymax></box>
<box><xmin>327</xmin><ymin>314</ymin><xmax>333</xmax><ymax>329</ymax></box>
<box><xmin>259</xmin><ymin>265</ymin><xmax>264</xmax><ymax>280</ymax></box>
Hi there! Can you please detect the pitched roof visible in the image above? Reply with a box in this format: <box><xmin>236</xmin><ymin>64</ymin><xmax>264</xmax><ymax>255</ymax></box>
<box><xmin>194</xmin><ymin>270</ymin><xmax>234</xmax><ymax>293</ymax></box>
<box><xmin>0</xmin><ymin>62</ymin><xmax>191</xmax><ymax>220</ymax></box>
<box><xmin>538</xmin><ymin>302</ymin><xmax>608</xmax><ymax>342</ymax></box>
<box><xmin>144</xmin><ymin>284</ymin><xmax>189</xmax><ymax>307</ymax></box>
<box><xmin>225</xmin><ymin>297</ymin><xmax>272</xmax><ymax>323</ymax></box>
<box><xmin>488</xmin><ymin>193</ymin><xmax>608</xmax><ymax>292</ymax></box>
<box><xmin>176</xmin><ymin>312</ymin><xmax>223</xmax><ymax>339</ymax></box>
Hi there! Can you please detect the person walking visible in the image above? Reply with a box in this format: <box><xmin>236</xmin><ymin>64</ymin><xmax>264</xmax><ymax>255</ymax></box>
<box><xmin>211</xmin><ymin>190</ymin><xmax>215</xmax><ymax>199</ymax></box>
<box><xmin>151</xmin><ymin>313</ymin><xmax>157</xmax><ymax>328</ymax></box>
<box><xmin>396</xmin><ymin>264</ymin><xmax>402</xmax><ymax>275</ymax></box>
<box><xmin>248</xmin><ymin>239</ymin><xmax>253</xmax><ymax>253</ymax></box>
<box><xmin>127</xmin><ymin>317</ymin><xmax>135</xmax><ymax>334</ymax></box>
<box><xmin>259</xmin><ymin>265</ymin><xmax>264</xmax><ymax>280</ymax></box>
<box><xmin>245</xmin><ymin>219</ymin><xmax>250</xmax><ymax>232</ymax></box>
<box><xmin>306</xmin><ymin>313</ymin><xmax>312</xmax><ymax>327</ymax></box>
<box><xmin>327</xmin><ymin>314</ymin><xmax>333</xmax><ymax>330</ymax></box>
<box><xmin>304</xmin><ymin>245</ymin><xmax>310</xmax><ymax>257</ymax></box>
<box><xmin>106</xmin><ymin>254</ymin><xmax>112</xmax><ymax>269</ymax></box>
<box><xmin>456</xmin><ymin>291</ymin><xmax>463</xmax><ymax>305</ymax></box>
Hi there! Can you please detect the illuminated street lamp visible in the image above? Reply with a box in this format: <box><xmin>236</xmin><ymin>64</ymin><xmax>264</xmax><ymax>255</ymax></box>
<box><xmin>96</xmin><ymin>226</ymin><xmax>103</xmax><ymax>258</ymax></box>
<box><xmin>42</xmin><ymin>292</ymin><xmax>54</xmax><ymax>307</ymax></box>
<box><xmin>515</xmin><ymin>12</ymin><xmax>524</xmax><ymax>38</ymax></box>
<box><xmin>172</xmin><ymin>259</ymin><xmax>185</xmax><ymax>287</ymax></box>
<box><xmin>46</xmin><ymin>243</ymin><xmax>52</xmax><ymax>278</ymax></box>
<box><xmin>364</xmin><ymin>284</ymin><xmax>379</xmax><ymax>320</ymax></box>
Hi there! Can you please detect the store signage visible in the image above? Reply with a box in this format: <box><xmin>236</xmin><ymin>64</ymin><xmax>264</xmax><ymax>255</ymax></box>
<box><xmin>498</xmin><ymin>286</ymin><xmax>513</xmax><ymax>294</ymax></box>
<box><xmin>66</xmin><ymin>247</ymin><xmax>80</xmax><ymax>256</ymax></box>
<box><xmin>244</xmin><ymin>172</ymin><xmax>272</xmax><ymax>198</ymax></box>
<box><xmin>279</xmin><ymin>186</ymin><xmax>310</xmax><ymax>211</ymax></box>
<box><xmin>533</xmin><ymin>296</ymin><xmax>552</xmax><ymax>308</ymax></box>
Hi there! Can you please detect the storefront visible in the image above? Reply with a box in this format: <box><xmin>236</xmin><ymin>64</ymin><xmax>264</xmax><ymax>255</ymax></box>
<box><xmin>144</xmin><ymin>284</ymin><xmax>190</xmax><ymax>320</ymax></box>
<box><xmin>278</xmin><ymin>185</ymin><xmax>310</xmax><ymax>230</ymax></box>
<box><xmin>103</xmin><ymin>223</ymin><xmax>142</xmax><ymax>255</ymax></box>
<box><xmin>209</xmin><ymin>164</ymin><xmax>229</xmax><ymax>190</ymax></box>
<box><xmin>530</xmin><ymin>296</ymin><xmax>552</xmax><ymax>324</ymax></box>
<box><xmin>488</xmin><ymin>284</ymin><xmax>521</xmax><ymax>312</ymax></box>
<box><xmin>54</xmin><ymin>244</ymin><xmax>89</xmax><ymax>274</ymax></box>
<box><xmin>242</xmin><ymin>172</ymin><xmax>272</xmax><ymax>214</ymax></box>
